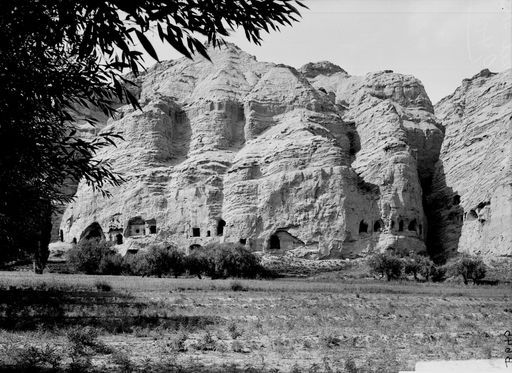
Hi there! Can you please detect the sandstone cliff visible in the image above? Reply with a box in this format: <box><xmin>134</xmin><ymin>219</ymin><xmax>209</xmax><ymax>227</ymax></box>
<box><xmin>427</xmin><ymin>69</ymin><xmax>512</xmax><ymax>259</ymax></box>
<box><xmin>58</xmin><ymin>44</ymin><xmax>444</xmax><ymax>258</ymax></box>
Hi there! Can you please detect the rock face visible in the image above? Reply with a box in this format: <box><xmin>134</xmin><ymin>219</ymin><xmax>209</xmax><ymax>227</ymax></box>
<box><xmin>427</xmin><ymin>69</ymin><xmax>512</xmax><ymax>259</ymax></box>
<box><xmin>59</xmin><ymin>44</ymin><xmax>444</xmax><ymax>258</ymax></box>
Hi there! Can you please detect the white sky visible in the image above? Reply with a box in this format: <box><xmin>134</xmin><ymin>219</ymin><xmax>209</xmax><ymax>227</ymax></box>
<box><xmin>148</xmin><ymin>0</ymin><xmax>512</xmax><ymax>103</ymax></box>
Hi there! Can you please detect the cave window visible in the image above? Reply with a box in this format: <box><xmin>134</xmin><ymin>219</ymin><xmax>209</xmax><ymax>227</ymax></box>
<box><xmin>398</xmin><ymin>220</ymin><xmax>404</xmax><ymax>232</ymax></box>
<box><xmin>453</xmin><ymin>195</ymin><xmax>461</xmax><ymax>205</ymax></box>
<box><xmin>59</xmin><ymin>230</ymin><xmax>64</xmax><ymax>242</ymax></box>
<box><xmin>390</xmin><ymin>220</ymin><xmax>395</xmax><ymax>229</ymax></box>
<box><xmin>269</xmin><ymin>235</ymin><xmax>280</xmax><ymax>250</ymax></box>
<box><xmin>149</xmin><ymin>225</ymin><xmax>156</xmax><ymax>234</ymax></box>
<box><xmin>359</xmin><ymin>220</ymin><xmax>368</xmax><ymax>234</ymax></box>
<box><xmin>239</xmin><ymin>238</ymin><xmax>247</xmax><ymax>245</ymax></box>
<box><xmin>217</xmin><ymin>219</ymin><xmax>226</xmax><ymax>236</ymax></box>
<box><xmin>207</xmin><ymin>230</ymin><xmax>211</xmax><ymax>237</ymax></box>
<box><xmin>408</xmin><ymin>219</ymin><xmax>417</xmax><ymax>231</ymax></box>
<box><xmin>80</xmin><ymin>222</ymin><xmax>105</xmax><ymax>242</ymax></box>
<box><xmin>135</xmin><ymin>228</ymin><xmax>140</xmax><ymax>234</ymax></box>
<box><xmin>373</xmin><ymin>220</ymin><xmax>382</xmax><ymax>232</ymax></box>
<box><xmin>72</xmin><ymin>237</ymin><xmax>77</xmax><ymax>244</ymax></box>
<box><xmin>192</xmin><ymin>228</ymin><xmax>200</xmax><ymax>237</ymax></box>
<box><xmin>116</xmin><ymin>234</ymin><xmax>123</xmax><ymax>245</ymax></box>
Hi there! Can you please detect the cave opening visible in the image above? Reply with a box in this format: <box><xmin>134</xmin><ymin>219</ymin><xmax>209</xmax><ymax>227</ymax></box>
<box><xmin>116</xmin><ymin>234</ymin><xmax>123</xmax><ymax>245</ymax></box>
<box><xmin>192</xmin><ymin>228</ymin><xmax>200</xmax><ymax>237</ymax></box>
<box><xmin>373</xmin><ymin>220</ymin><xmax>382</xmax><ymax>232</ymax></box>
<box><xmin>269</xmin><ymin>235</ymin><xmax>280</xmax><ymax>250</ymax></box>
<box><xmin>359</xmin><ymin>220</ymin><xmax>368</xmax><ymax>234</ymax></box>
<box><xmin>408</xmin><ymin>219</ymin><xmax>417</xmax><ymax>231</ymax></box>
<box><xmin>217</xmin><ymin>219</ymin><xmax>226</xmax><ymax>236</ymax></box>
<box><xmin>239</xmin><ymin>238</ymin><xmax>247</xmax><ymax>245</ymax></box>
<box><xmin>398</xmin><ymin>220</ymin><xmax>404</xmax><ymax>232</ymax></box>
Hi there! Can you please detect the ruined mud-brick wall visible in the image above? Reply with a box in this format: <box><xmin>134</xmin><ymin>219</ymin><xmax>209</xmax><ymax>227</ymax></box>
<box><xmin>427</xmin><ymin>69</ymin><xmax>512</xmax><ymax>259</ymax></box>
<box><xmin>58</xmin><ymin>45</ymin><xmax>443</xmax><ymax>258</ymax></box>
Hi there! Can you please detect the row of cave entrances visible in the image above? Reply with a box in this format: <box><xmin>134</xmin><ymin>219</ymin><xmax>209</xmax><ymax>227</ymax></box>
<box><xmin>358</xmin><ymin>218</ymin><xmax>422</xmax><ymax>235</ymax></box>
<box><xmin>191</xmin><ymin>219</ymin><xmax>226</xmax><ymax>238</ymax></box>
<box><xmin>73</xmin><ymin>217</ymin><xmax>158</xmax><ymax>245</ymax></box>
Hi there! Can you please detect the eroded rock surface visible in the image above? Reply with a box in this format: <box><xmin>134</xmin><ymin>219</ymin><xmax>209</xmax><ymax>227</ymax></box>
<box><xmin>59</xmin><ymin>44</ymin><xmax>444</xmax><ymax>258</ymax></box>
<box><xmin>427</xmin><ymin>69</ymin><xmax>512</xmax><ymax>258</ymax></box>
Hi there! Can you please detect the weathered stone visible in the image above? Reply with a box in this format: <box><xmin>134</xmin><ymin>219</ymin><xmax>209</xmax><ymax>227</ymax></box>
<box><xmin>427</xmin><ymin>69</ymin><xmax>512</xmax><ymax>259</ymax></box>
<box><xmin>58</xmin><ymin>44</ymin><xmax>444</xmax><ymax>258</ymax></box>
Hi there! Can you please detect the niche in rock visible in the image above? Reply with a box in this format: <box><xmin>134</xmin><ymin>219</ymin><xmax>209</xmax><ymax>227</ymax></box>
<box><xmin>192</xmin><ymin>228</ymin><xmax>201</xmax><ymax>237</ymax></box>
<box><xmin>359</xmin><ymin>220</ymin><xmax>368</xmax><ymax>234</ymax></box>
<box><xmin>373</xmin><ymin>220</ymin><xmax>383</xmax><ymax>232</ymax></box>
<box><xmin>269</xmin><ymin>234</ymin><xmax>280</xmax><ymax>250</ymax></box>
<box><xmin>217</xmin><ymin>219</ymin><xmax>226</xmax><ymax>236</ymax></box>
<box><xmin>126</xmin><ymin>217</ymin><xmax>145</xmax><ymax>237</ymax></box>
<box><xmin>453</xmin><ymin>194</ymin><xmax>461</xmax><ymax>205</ymax></box>
<box><xmin>145</xmin><ymin>218</ymin><xmax>157</xmax><ymax>235</ymax></box>
<box><xmin>80</xmin><ymin>222</ymin><xmax>105</xmax><ymax>242</ymax></box>
<box><xmin>467</xmin><ymin>210</ymin><xmax>478</xmax><ymax>221</ymax></box>
<box><xmin>408</xmin><ymin>219</ymin><xmax>417</xmax><ymax>232</ymax></box>
<box><xmin>398</xmin><ymin>220</ymin><xmax>404</xmax><ymax>232</ymax></box>
<box><xmin>239</xmin><ymin>238</ymin><xmax>247</xmax><ymax>245</ymax></box>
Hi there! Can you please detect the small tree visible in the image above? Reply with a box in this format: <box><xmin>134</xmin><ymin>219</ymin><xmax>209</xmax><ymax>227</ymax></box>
<box><xmin>451</xmin><ymin>255</ymin><xmax>487</xmax><ymax>285</ymax></box>
<box><xmin>368</xmin><ymin>253</ymin><xmax>403</xmax><ymax>281</ymax></box>
<box><xmin>404</xmin><ymin>254</ymin><xmax>434</xmax><ymax>281</ymax></box>
<box><xmin>184</xmin><ymin>250</ymin><xmax>209</xmax><ymax>279</ymax></box>
<box><xmin>68</xmin><ymin>239</ymin><xmax>122</xmax><ymax>275</ymax></box>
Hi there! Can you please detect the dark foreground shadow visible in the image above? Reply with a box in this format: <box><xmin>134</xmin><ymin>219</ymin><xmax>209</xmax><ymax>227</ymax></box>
<box><xmin>0</xmin><ymin>287</ymin><xmax>219</xmax><ymax>333</ymax></box>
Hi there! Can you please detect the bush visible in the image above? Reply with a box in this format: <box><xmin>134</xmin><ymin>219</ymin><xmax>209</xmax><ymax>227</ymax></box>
<box><xmin>184</xmin><ymin>249</ymin><xmax>209</xmax><ymax>279</ymax></box>
<box><xmin>450</xmin><ymin>255</ymin><xmax>487</xmax><ymax>284</ymax></box>
<box><xmin>141</xmin><ymin>244</ymin><xmax>184</xmax><ymax>278</ymax></box>
<box><xmin>230</xmin><ymin>280</ymin><xmax>248</xmax><ymax>291</ymax></box>
<box><xmin>205</xmin><ymin>243</ymin><xmax>263</xmax><ymax>279</ymax></box>
<box><xmin>430</xmin><ymin>265</ymin><xmax>447</xmax><ymax>282</ymax></box>
<box><xmin>368</xmin><ymin>253</ymin><xmax>403</xmax><ymax>281</ymax></box>
<box><xmin>403</xmin><ymin>254</ymin><xmax>434</xmax><ymax>281</ymax></box>
<box><xmin>68</xmin><ymin>239</ymin><xmax>123</xmax><ymax>275</ymax></box>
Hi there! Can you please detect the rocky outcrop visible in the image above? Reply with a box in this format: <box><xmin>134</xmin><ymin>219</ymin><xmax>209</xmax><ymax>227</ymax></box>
<box><xmin>58</xmin><ymin>44</ymin><xmax>443</xmax><ymax>258</ymax></box>
<box><xmin>427</xmin><ymin>69</ymin><xmax>512</xmax><ymax>259</ymax></box>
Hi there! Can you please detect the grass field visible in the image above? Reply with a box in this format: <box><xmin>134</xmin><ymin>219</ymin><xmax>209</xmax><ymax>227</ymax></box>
<box><xmin>0</xmin><ymin>271</ymin><xmax>510</xmax><ymax>372</ymax></box>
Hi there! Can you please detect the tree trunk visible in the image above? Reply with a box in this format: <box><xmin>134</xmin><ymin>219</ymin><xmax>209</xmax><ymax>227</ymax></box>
<box><xmin>33</xmin><ymin>201</ymin><xmax>52</xmax><ymax>274</ymax></box>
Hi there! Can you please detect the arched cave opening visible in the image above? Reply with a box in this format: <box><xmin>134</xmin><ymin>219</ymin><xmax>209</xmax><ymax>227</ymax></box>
<box><xmin>359</xmin><ymin>220</ymin><xmax>368</xmax><ymax>234</ymax></box>
<box><xmin>373</xmin><ymin>220</ymin><xmax>382</xmax><ymax>232</ymax></box>
<box><xmin>189</xmin><ymin>244</ymin><xmax>202</xmax><ymax>251</ymax></box>
<box><xmin>80</xmin><ymin>222</ymin><xmax>105</xmax><ymax>242</ymax></box>
<box><xmin>207</xmin><ymin>230</ymin><xmax>211</xmax><ymax>237</ymax></box>
<box><xmin>217</xmin><ymin>219</ymin><xmax>226</xmax><ymax>236</ymax></box>
<box><xmin>408</xmin><ymin>219</ymin><xmax>417</xmax><ymax>232</ymax></box>
<box><xmin>192</xmin><ymin>228</ymin><xmax>200</xmax><ymax>237</ymax></box>
<box><xmin>269</xmin><ymin>234</ymin><xmax>280</xmax><ymax>250</ymax></box>
<box><xmin>72</xmin><ymin>237</ymin><xmax>77</xmax><ymax>244</ymax></box>
<box><xmin>116</xmin><ymin>234</ymin><xmax>123</xmax><ymax>245</ymax></box>
<box><xmin>398</xmin><ymin>220</ymin><xmax>404</xmax><ymax>232</ymax></box>
<box><xmin>239</xmin><ymin>238</ymin><xmax>247</xmax><ymax>245</ymax></box>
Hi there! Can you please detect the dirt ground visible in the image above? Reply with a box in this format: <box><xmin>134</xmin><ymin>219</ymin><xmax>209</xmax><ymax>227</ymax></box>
<box><xmin>0</xmin><ymin>271</ymin><xmax>510</xmax><ymax>372</ymax></box>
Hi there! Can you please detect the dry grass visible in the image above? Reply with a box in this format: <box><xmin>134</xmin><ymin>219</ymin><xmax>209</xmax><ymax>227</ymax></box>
<box><xmin>0</xmin><ymin>271</ymin><xmax>510</xmax><ymax>372</ymax></box>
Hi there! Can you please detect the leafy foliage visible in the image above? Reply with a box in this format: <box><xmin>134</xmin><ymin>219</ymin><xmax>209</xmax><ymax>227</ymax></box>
<box><xmin>368</xmin><ymin>252</ymin><xmax>404</xmax><ymax>281</ymax></box>
<box><xmin>450</xmin><ymin>255</ymin><xmax>487</xmax><ymax>284</ymax></box>
<box><xmin>68</xmin><ymin>239</ymin><xmax>123</xmax><ymax>275</ymax></box>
